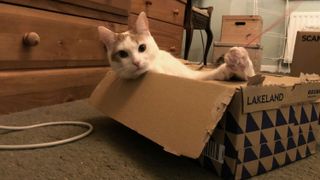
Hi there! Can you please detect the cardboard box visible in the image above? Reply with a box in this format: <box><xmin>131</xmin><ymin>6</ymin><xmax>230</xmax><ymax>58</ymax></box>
<box><xmin>199</xmin><ymin>97</ymin><xmax>319</xmax><ymax>179</ymax></box>
<box><xmin>89</xmin><ymin>71</ymin><xmax>320</xmax><ymax>179</ymax></box>
<box><xmin>291</xmin><ymin>31</ymin><xmax>320</xmax><ymax>76</ymax></box>
<box><xmin>212</xmin><ymin>42</ymin><xmax>262</xmax><ymax>73</ymax></box>
<box><xmin>220</xmin><ymin>15</ymin><xmax>263</xmax><ymax>45</ymax></box>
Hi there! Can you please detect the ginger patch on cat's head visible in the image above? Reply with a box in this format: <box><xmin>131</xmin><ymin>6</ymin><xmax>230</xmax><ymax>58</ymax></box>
<box><xmin>97</xmin><ymin>11</ymin><xmax>159</xmax><ymax>79</ymax></box>
<box><xmin>109</xmin><ymin>32</ymin><xmax>147</xmax><ymax>62</ymax></box>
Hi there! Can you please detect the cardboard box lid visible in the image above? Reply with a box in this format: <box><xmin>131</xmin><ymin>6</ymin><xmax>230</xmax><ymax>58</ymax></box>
<box><xmin>89</xmin><ymin>71</ymin><xmax>320</xmax><ymax>159</ymax></box>
<box><xmin>242</xmin><ymin>75</ymin><xmax>320</xmax><ymax>113</ymax></box>
<box><xmin>89</xmin><ymin>71</ymin><xmax>239</xmax><ymax>158</ymax></box>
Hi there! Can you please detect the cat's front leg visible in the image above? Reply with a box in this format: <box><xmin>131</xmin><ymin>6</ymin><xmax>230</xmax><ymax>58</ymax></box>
<box><xmin>224</xmin><ymin>47</ymin><xmax>256</xmax><ymax>81</ymax></box>
<box><xmin>198</xmin><ymin>63</ymin><xmax>234</xmax><ymax>81</ymax></box>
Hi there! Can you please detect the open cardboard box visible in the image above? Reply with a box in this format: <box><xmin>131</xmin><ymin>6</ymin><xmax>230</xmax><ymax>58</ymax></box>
<box><xmin>89</xmin><ymin>70</ymin><xmax>320</xmax><ymax>179</ymax></box>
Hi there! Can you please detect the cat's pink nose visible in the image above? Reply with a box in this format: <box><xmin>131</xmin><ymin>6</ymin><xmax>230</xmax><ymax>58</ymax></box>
<box><xmin>132</xmin><ymin>61</ymin><xmax>141</xmax><ymax>68</ymax></box>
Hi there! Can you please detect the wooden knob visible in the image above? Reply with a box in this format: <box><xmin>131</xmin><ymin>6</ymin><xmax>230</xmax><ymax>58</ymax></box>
<box><xmin>173</xmin><ymin>9</ymin><xmax>179</xmax><ymax>15</ymax></box>
<box><xmin>169</xmin><ymin>46</ymin><xmax>176</xmax><ymax>52</ymax></box>
<box><xmin>145</xmin><ymin>0</ymin><xmax>152</xmax><ymax>5</ymax></box>
<box><xmin>23</xmin><ymin>32</ymin><xmax>40</xmax><ymax>46</ymax></box>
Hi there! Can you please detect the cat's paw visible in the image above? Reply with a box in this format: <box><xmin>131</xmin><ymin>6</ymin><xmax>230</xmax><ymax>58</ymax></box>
<box><xmin>224</xmin><ymin>47</ymin><xmax>250</xmax><ymax>72</ymax></box>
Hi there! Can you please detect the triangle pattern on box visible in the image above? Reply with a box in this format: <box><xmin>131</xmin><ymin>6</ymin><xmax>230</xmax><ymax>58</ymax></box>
<box><xmin>224</xmin><ymin>134</ymin><xmax>238</xmax><ymax>159</ymax></box>
<box><xmin>311</xmin><ymin>105</ymin><xmax>318</xmax><ymax>122</ymax></box>
<box><xmin>298</xmin><ymin>134</ymin><xmax>306</xmax><ymax>146</ymax></box>
<box><xmin>260</xmin><ymin>132</ymin><xmax>268</xmax><ymax>144</ymax></box>
<box><xmin>285</xmin><ymin>153</ymin><xmax>292</xmax><ymax>165</ymax></box>
<box><xmin>289</xmin><ymin>106</ymin><xmax>299</xmax><ymax>125</ymax></box>
<box><xmin>244</xmin><ymin>136</ymin><xmax>253</xmax><ymax>148</ymax></box>
<box><xmin>257</xmin><ymin>161</ymin><xmax>267</xmax><ymax>175</ymax></box>
<box><xmin>306</xmin><ymin>146</ymin><xmax>311</xmax><ymax>157</ymax></box>
<box><xmin>299</xmin><ymin>127</ymin><xmax>303</xmax><ymax>134</ymax></box>
<box><xmin>287</xmin><ymin>137</ymin><xmax>297</xmax><ymax>150</ymax></box>
<box><xmin>300</xmin><ymin>106</ymin><xmax>309</xmax><ymax>124</ymax></box>
<box><xmin>260</xmin><ymin>144</ymin><xmax>273</xmax><ymax>158</ymax></box>
<box><xmin>287</xmin><ymin>127</ymin><xmax>293</xmax><ymax>137</ymax></box>
<box><xmin>241</xmin><ymin>166</ymin><xmax>252</xmax><ymax>179</ymax></box>
<box><xmin>262</xmin><ymin>111</ymin><xmax>274</xmax><ymax>129</ymax></box>
<box><xmin>274</xmin><ymin>140</ymin><xmax>285</xmax><ymax>154</ymax></box>
<box><xmin>276</xmin><ymin>109</ymin><xmax>287</xmax><ymax>126</ymax></box>
<box><xmin>307</xmin><ymin>131</ymin><xmax>316</xmax><ymax>143</ymax></box>
<box><xmin>274</xmin><ymin>129</ymin><xmax>281</xmax><ymax>141</ymax></box>
<box><xmin>296</xmin><ymin>150</ymin><xmax>302</xmax><ymax>161</ymax></box>
<box><xmin>243</xmin><ymin>148</ymin><xmax>258</xmax><ymax>162</ymax></box>
<box><xmin>272</xmin><ymin>157</ymin><xmax>280</xmax><ymax>170</ymax></box>
<box><xmin>246</xmin><ymin>113</ymin><xmax>260</xmax><ymax>132</ymax></box>
<box><xmin>221</xmin><ymin>163</ymin><xmax>234</xmax><ymax>179</ymax></box>
<box><xmin>225</xmin><ymin>111</ymin><xmax>243</xmax><ymax>134</ymax></box>
<box><xmin>237</xmin><ymin>157</ymin><xmax>242</xmax><ymax>164</ymax></box>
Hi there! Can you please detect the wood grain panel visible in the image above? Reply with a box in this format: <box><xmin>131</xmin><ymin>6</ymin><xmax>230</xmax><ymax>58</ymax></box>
<box><xmin>0</xmin><ymin>0</ymin><xmax>128</xmax><ymax>24</ymax></box>
<box><xmin>129</xmin><ymin>14</ymin><xmax>183</xmax><ymax>57</ymax></box>
<box><xmin>61</xmin><ymin>0</ymin><xmax>130</xmax><ymax>17</ymax></box>
<box><xmin>131</xmin><ymin>0</ymin><xmax>185</xmax><ymax>26</ymax></box>
<box><xmin>0</xmin><ymin>67</ymin><xmax>110</xmax><ymax>114</ymax></box>
<box><xmin>0</xmin><ymin>3</ymin><xmax>127</xmax><ymax>70</ymax></box>
<box><xmin>0</xmin><ymin>86</ymin><xmax>95</xmax><ymax>114</ymax></box>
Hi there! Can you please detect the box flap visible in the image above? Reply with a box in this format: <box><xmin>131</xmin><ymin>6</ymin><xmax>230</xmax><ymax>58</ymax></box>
<box><xmin>242</xmin><ymin>75</ymin><xmax>320</xmax><ymax>113</ymax></box>
<box><xmin>89</xmin><ymin>71</ymin><xmax>238</xmax><ymax>158</ymax></box>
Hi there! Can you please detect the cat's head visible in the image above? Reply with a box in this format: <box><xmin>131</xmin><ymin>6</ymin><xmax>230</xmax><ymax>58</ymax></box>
<box><xmin>98</xmin><ymin>12</ymin><xmax>159</xmax><ymax>79</ymax></box>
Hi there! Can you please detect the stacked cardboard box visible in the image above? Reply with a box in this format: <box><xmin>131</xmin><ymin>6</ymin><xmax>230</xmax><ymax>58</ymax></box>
<box><xmin>220</xmin><ymin>15</ymin><xmax>263</xmax><ymax>45</ymax></box>
<box><xmin>213</xmin><ymin>15</ymin><xmax>263</xmax><ymax>73</ymax></box>
<box><xmin>89</xmin><ymin>71</ymin><xmax>320</xmax><ymax>179</ymax></box>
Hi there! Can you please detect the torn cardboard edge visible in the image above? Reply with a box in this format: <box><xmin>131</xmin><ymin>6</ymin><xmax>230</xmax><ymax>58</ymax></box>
<box><xmin>241</xmin><ymin>76</ymin><xmax>320</xmax><ymax>113</ymax></box>
<box><xmin>89</xmin><ymin>70</ymin><xmax>320</xmax><ymax>159</ymax></box>
<box><xmin>299</xmin><ymin>73</ymin><xmax>320</xmax><ymax>82</ymax></box>
<box><xmin>89</xmin><ymin>71</ymin><xmax>238</xmax><ymax>158</ymax></box>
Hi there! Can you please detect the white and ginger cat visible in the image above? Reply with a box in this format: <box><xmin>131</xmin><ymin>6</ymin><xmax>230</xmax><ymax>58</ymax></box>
<box><xmin>98</xmin><ymin>12</ymin><xmax>255</xmax><ymax>81</ymax></box>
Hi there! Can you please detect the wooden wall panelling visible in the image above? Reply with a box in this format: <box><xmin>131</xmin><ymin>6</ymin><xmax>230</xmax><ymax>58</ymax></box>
<box><xmin>0</xmin><ymin>67</ymin><xmax>110</xmax><ymax>114</ymax></box>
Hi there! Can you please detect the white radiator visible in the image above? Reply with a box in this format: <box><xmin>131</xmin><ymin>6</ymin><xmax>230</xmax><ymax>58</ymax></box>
<box><xmin>284</xmin><ymin>12</ymin><xmax>320</xmax><ymax>63</ymax></box>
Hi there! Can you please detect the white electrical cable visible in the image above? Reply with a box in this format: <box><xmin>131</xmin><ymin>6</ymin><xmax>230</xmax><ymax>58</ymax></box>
<box><xmin>0</xmin><ymin>121</ymin><xmax>93</xmax><ymax>150</ymax></box>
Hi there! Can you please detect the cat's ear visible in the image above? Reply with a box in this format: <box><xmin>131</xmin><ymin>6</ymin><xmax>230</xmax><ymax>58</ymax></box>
<box><xmin>98</xmin><ymin>26</ymin><xmax>115</xmax><ymax>48</ymax></box>
<box><xmin>135</xmin><ymin>12</ymin><xmax>150</xmax><ymax>35</ymax></box>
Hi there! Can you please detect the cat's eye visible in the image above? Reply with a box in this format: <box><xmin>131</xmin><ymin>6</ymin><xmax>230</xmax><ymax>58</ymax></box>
<box><xmin>138</xmin><ymin>44</ymin><xmax>146</xmax><ymax>53</ymax></box>
<box><xmin>118</xmin><ymin>50</ymin><xmax>129</xmax><ymax>58</ymax></box>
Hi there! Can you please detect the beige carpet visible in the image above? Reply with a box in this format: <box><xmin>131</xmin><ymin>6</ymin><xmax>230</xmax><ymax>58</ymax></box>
<box><xmin>0</xmin><ymin>100</ymin><xmax>319</xmax><ymax>180</ymax></box>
